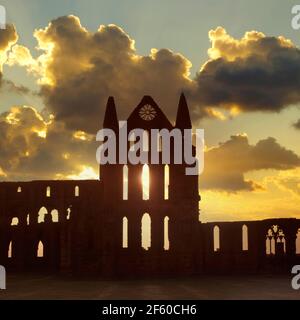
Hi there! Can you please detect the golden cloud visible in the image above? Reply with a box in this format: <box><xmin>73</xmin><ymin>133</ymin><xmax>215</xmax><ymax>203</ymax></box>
<box><xmin>201</xmin><ymin>134</ymin><xmax>300</xmax><ymax>192</ymax></box>
<box><xmin>0</xmin><ymin>105</ymin><xmax>97</xmax><ymax>180</ymax></box>
<box><xmin>0</xmin><ymin>24</ymin><xmax>18</xmax><ymax>84</ymax></box>
<box><xmin>4</xmin><ymin>18</ymin><xmax>300</xmax><ymax>131</ymax></box>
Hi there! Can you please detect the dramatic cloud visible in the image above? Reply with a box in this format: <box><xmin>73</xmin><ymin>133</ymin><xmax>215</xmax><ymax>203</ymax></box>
<box><xmin>0</xmin><ymin>24</ymin><xmax>18</xmax><ymax>86</ymax></box>
<box><xmin>0</xmin><ymin>25</ymin><xmax>34</xmax><ymax>96</ymax></box>
<box><xmin>6</xmin><ymin>43</ymin><xmax>40</xmax><ymax>78</ymax></box>
<box><xmin>7</xmin><ymin>17</ymin><xmax>300</xmax><ymax>133</ymax></box>
<box><xmin>192</xmin><ymin>27</ymin><xmax>300</xmax><ymax>114</ymax></box>
<box><xmin>201</xmin><ymin>134</ymin><xmax>300</xmax><ymax>192</ymax></box>
<box><xmin>4</xmin><ymin>16</ymin><xmax>300</xmax><ymax>131</ymax></box>
<box><xmin>12</xmin><ymin>15</ymin><xmax>191</xmax><ymax>133</ymax></box>
<box><xmin>0</xmin><ymin>105</ymin><xmax>97</xmax><ymax>180</ymax></box>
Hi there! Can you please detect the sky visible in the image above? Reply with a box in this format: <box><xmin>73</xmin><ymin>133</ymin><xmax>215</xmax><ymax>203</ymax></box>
<box><xmin>0</xmin><ymin>0</ymin><xmax>300</xmax><ymax>222</ymax></box>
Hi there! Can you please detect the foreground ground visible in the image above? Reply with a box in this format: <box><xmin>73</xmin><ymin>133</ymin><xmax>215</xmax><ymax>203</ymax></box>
<box><xmin>0</xmin><ymin>274</ymin><xmax>299</xmax><ymax>299</ymax></box>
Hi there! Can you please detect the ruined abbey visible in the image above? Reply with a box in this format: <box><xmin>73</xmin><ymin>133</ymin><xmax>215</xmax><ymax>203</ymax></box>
<box><xmin>0</xmin><ymin>94</ymin><xmax>299</xmax><ymax>277</ymax></box>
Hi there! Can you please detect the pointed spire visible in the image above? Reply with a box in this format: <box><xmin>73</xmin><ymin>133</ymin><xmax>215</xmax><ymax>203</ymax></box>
<box><xmin>103</xmin><ymin>96</ymin><xmax>118</xmax><ymax>130</ymax></box>
<box><xmin>175</xmin><ymin>93</ymin><xmax>192</xmax><ymax>129</ymax></box>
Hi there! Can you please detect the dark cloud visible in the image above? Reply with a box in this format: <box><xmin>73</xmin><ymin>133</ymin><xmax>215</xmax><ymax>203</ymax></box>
<box><xmin>0</xmin><ymin>106</ymin><xmax>97</xmax><ymax>180</ymax></box>
<box><xmin>0</xmin><ymin>24</ymin><xmax>17</xmax><ymax>51</ymax></box>
<box><xmin>191</xmin><ymin>27</ymin><xmax>300</xmax><ymax>114</ymax></box>
<box><xmin>32</xmin><ymin>16</ymin><xmax>191</xmax><ymax>133</ymax></box>
<box><xmin>5</xmin><ymin>19</ymin><xmax>300</xmax><ymax>132</ymax></box>
<box><xmin>7</xmin><ymin>17</ymin><xmax>300</xmax><ymax>133</ymax></box>
<box><xmin>201</xmin><ymin>134</ymin><xmax>300</xmax><ymax>192</ymax></box>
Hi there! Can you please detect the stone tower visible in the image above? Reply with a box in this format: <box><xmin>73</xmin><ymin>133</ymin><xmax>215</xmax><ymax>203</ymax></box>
<box><xmin>100</xmin><ymin>94</ymin><xmax>201</xmax><ymax>276</ymax></box>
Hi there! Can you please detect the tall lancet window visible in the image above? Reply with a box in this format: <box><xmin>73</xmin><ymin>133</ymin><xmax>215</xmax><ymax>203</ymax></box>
<box><xmin>142</xmin><ymin>164</ymin><xmax>150</xmax><ymax>200</ymax></box>
<box><xmin>123</xmin><ymin>165</ymin><xmax>128</xmax><ymax>200</ymax></box>
<box><xmin>8</xmin><ymin>241</ymin><xmax>12</xmax><ymax>258</ymax></box>
<box><xmin>164</xmin><ymin>165</ymin><xmax>169</xmax><ymax>200</ymax></box>
<box><xmin>122</xmin><ymin>217</ymin><xmax>128</xmax><ymax>248</ymax></box>
<box><xmin>164</xmin><ymin>216</ymin><xmax>170</xmax><ymax>250</ymax></box>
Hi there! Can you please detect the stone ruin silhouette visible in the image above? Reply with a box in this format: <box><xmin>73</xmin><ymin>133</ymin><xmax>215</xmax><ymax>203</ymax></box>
<box><xmin>0</xmin><ymin>94</ymin><xmax>299</xmax><ymax>277</ymax></box>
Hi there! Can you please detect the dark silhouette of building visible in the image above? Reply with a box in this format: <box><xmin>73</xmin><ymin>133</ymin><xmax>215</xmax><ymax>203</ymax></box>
<box><xmin>0</xmin><ymin>94</ymin><xmax>299</xmax><ymax>277</ymax></box>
